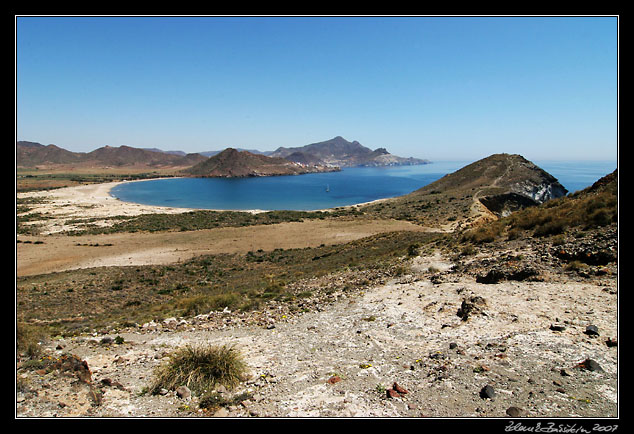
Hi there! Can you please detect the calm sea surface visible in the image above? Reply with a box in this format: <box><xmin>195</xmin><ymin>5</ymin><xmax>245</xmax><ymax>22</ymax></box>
<box><xmin>110</xmin><ymin>160</ymin><xmax>617</xmax><ymax>211</ymax></box>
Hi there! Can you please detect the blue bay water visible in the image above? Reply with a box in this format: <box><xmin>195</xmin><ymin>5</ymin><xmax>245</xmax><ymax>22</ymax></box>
<box><xmin>110</xmin><ymin>160</ymin><xmax>616</xmax><ymax>211</ymax></box>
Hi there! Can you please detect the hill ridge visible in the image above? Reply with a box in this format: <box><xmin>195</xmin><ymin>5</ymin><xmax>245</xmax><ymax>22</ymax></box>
<box><xmin>181</xmin><ymin>148</ymin><xmax>339</xmax><ymax>178</ymax></box>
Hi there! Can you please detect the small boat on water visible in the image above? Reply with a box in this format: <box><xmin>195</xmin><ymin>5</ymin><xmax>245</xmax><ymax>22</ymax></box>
<box><xmin>326</xmin><ymin>184</ymin><xmax>330</xmax><ymax>192</ymax></box>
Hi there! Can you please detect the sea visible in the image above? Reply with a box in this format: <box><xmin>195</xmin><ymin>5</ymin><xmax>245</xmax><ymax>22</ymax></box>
<box><xmin>110</xmin><ymin>160</ymin><xmax>617</xmax><ymax>212</ymax></box>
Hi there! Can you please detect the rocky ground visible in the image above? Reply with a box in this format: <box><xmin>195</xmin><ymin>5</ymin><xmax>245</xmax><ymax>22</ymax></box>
<box><xmin>16</xmin><ymin>234</ymin><xmax>618</xmax><ymax>420</ymax></box>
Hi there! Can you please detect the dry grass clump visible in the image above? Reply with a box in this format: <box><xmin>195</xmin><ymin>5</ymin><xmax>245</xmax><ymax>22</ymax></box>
<box><xmin>150</xmin><ymin>344</ymin><xmax>247</xmax><ymax>396</ymax></box>
<box><xmin>16</xmin><ymin>322</ymin><xmax>45</xmax><ymax>360</ymax></box>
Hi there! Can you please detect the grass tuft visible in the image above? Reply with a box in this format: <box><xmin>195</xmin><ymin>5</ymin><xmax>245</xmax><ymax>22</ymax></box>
<box><xmin>149</xmin><ymin>344</ymin><xmax>247</xmax><ymax>396</ymax></box>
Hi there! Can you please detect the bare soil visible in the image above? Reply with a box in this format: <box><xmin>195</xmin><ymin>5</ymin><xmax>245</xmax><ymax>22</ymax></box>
<box><xmin>16</xmin><ymin>250</ymin><xmax>618</xmax><ymax>419</ymax></box>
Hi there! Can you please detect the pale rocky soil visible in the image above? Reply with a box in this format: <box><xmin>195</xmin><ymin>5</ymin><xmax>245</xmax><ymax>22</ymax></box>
<box><xmin>16</xmin><ymin>250</ymin><xmax>618</xmax><ymax>419</ymax></box>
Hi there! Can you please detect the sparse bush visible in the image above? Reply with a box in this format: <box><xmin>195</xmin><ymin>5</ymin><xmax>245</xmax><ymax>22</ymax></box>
<box><xmin>16</xmin><ymin>322</ymin><xmax>45</xmax><ymax>360</ymax></box>
<box><xmin>459</xmin><ymin>244</ymin><xmax>476</xmax><ymax>256</ymax></box>
<box><xmin>407</xmin><ymin>243</ymin><xmax>420</xmax><ymax>257</ymax></box>
<box><xmin>177</xmin><ymin>293</ymin><xmax>241</xmax><ymax>316</ymax></box>
<box><xmin>464</xmin><ymin>223</ymin><xmax>502</xmax><ymax>244</ymax></box>
<box><xmin>150</xmin><ymin>344</ymin><xmax>247</xmax><ymax>396</ymax></box>
<box><xmin>533</xmin><ymin>221</ymin><xmax>566</xmax><ymax>237</ymax></box>
<box><xmin>565</xmin><ymin>260</ymin><xmax>587</xmax><ymax>272</ymax></box>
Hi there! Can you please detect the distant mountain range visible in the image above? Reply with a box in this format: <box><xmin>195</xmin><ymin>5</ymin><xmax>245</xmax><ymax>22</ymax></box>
<box><xmin>16</xmin><ymin>141</ymin><xmax>207</xmax><ymax>168</ymax></box>
<box><xmin>16</xmin><ymin>136</ymin><xmax>429</xmax><ymax>176</ymax></box>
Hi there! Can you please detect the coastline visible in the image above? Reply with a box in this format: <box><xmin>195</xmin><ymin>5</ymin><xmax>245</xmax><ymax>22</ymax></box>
<box><xmin>106</xmin><ymin>177</ymin><xmax>394</xmax><ymax>214</ymax></box>
<box><xmin>17</xmin><ymin>179</ymin><xmax>197</xmax><ymax>235</ymax></box>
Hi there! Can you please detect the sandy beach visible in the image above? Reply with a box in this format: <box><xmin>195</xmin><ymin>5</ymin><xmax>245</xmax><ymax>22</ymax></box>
<box><xmin>18</xmin><ymin>180</ymin><xmax>196</xmax><ymax>235</ymax></box>
<box><xmin>16</xmin><ymin>181</ymin><xmax>428</xmax><ymax>276</ymax></box>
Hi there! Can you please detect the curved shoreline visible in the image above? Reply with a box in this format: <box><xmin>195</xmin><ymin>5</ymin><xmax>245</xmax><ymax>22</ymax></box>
<box><xmin>17</xmin><ymin>178</ymin><xmax>396</xmax><ymax>235</ymax></box>
<box><xmin>106</xmin><ymin>177</ymin><xmax>394</xmax><ymax>214</ymax></box>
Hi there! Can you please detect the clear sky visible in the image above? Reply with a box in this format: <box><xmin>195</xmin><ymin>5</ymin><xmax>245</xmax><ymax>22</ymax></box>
<box><xmin>16</xmin><ymin>15</ymin><xmax>618</xmax><ymax>161</ymax></box>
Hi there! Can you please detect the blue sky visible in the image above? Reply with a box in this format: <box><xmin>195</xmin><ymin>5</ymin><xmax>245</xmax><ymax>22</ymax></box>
<box><xmin>16</xmin><ymin>16</ymin><xmax>618</xmax><ymax>161</ymax></box>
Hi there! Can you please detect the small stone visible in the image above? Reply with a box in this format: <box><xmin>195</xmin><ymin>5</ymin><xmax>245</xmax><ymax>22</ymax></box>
<box><xmin>176</xmin><ymin>386</ymin><xmax>191</xmax><ymax>399</ymax></box>
<box><xmin>449</xmin><ymin>342</ymin><xmax>458</xmax><ymax>350</ymax></box>
<box><xmin>606</xmin><ymin>337</ymin><xmax>617</xmax><ymax>347</ymax></box>
<box><xmin>386</xmin><ymin>388</ymin><xmax>401</xmax><ymax>399</ymax></box>
<box><xmin>327</xmin><ymin>376</ymin><xmax>342</xmax><ymax>385</ymax></box>
<box><xmin>393</xmin><ymin>382</ymin><xmax>408</xmax><ymax>394</ymax></box>
<box><xmin>549</xmin><ymin>324</ymin><xmax>566</xmax><ymax>332</ymax></box>
<box><xmin>585</xmin><ymin>325</ymin><xmax>600</xmax><ymax>337</ymax></box>
<box><xmin>215</xmin><ymin>384</ymin><xmax>227</xmax><ymax>394</ymax></box>
<box><xmin>213</xmin><ymin>407</ymin><xmax>229</xmax><ymax>417</ymax></box>
<box><xmin>576</xmin><ymin>358</ymin><xmax>603</xmax><ymax>372</ymax></box>
<box><xmin>479</xmin><ymin>385</ymin><xmax>495</xmax><ymax>399</ymax></box>
<box><xmin>506</xmin><ymin>406</ymin><xmax>524</xmax><ymax>417</ymax></box>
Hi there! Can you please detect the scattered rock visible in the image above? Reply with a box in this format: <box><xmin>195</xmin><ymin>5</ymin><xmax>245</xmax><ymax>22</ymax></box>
<box><xmin>475</xmin><ymin>264</ymin><xmax>539</xmax><ymax>284</ymax></box>
<box><xmin>393</xmin><ymin>382</ymin><xmax>408</xmax><ymax>395</ymax></box>
<box><xmin>549</xmin><ymin>324</ymin><xmax>566</xmax><ymax>332</ymax></box>
<box><xmin>213</xmin><ymin>407</ymin><xmax>229</xmax><ymax>417</ymax></box>
<box><xmin>386</xmin><ymin>388</ymin><xmax>401</xmax><ymax>399</ymax></box>
<box><xmin>476</xmin><ymin>269</ymin><xmax>506</xmax><ymax>284</ymax></box>
<box><xmin>479</xmin><ymin>385</ymin><xmax>495</xmax><ymax>399</ymax></box>
<box><xmin>386</xmin><ymin>382</ymin><xmax>409</xmax><ymax>398</ymax></box>
<box><xmin>457</xmin><ymin>295</ymin><xmax>487</xmax><ymax>321</ymax></box>
<box><xmin>606</xmin><ymin>337</ymin><xmax>617</xmax><ymax>347</ymax></box>
<box><xmin>327</xmin><ymin>376</ymin><xmax>342</xmax><ymax>385</ymax></box>
<box><xmin>584</xmin><ymin>325</ymin><xmax>600</xmax><ymax>336</ymax></box>
<box><xmin>506</xmin><ymin>406</ymin><xmax>524</xmax><ymax>417</ymax></box>
<box><xmin>575</xmin><ymin>358</ymin><xmax>603</xmax><ymax>372</ymax></box>
<box><xmin>176</xmin><ymin>386</ymin><xmax>191</xmax><ymax>399</ymax></box>
<box><xmin>54</xmin><ymin>354</ymin><xmax>92</xmax><ymax>384</ymax></box>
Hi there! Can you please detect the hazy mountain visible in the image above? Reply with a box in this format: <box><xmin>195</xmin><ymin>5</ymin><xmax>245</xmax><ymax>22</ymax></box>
<box><xmin>16</xmin><ymin>141</ymin><xmax>206</xmax><ymax>168</ymax></box>
<box><xmin>269</xmin><ymin>136</ymin><xmax>429</xmax><ymax>167</ymax></box>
